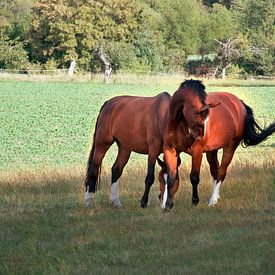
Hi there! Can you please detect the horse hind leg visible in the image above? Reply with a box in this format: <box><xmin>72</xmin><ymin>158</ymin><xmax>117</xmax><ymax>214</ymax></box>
<box><xmin>206</xmin><ymin>150</ymin><xmax>220</xmax><ymax>206</ymax></box>
<box><xmin>110</xmin><ymin>147</ymin><xmax>131</xmax><ymax>208</ymax></box>
<box><xmin>140</xmin><ymin>148</ymin><xmax>159</xmax><ymax>208</ymax></box>
<box><xmin>208</xmin><ymin>147</ymin><xmax>236</xmax><ymax>206</ymax></box>
<box><xmin>85</xmin><ymin>141</ymin><xmax>113</xmax><ymax>207</ymax></box>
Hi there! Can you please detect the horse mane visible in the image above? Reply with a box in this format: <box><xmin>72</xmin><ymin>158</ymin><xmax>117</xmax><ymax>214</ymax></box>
<box><xmin>179</xmin><ymin>79</ymin><xmax>206</xmax><ymax>102</ymax></box>
<box><xmin>169</xmin><ymin>79</ymin><xmax>206</xmax><ymax>123</ymax></box>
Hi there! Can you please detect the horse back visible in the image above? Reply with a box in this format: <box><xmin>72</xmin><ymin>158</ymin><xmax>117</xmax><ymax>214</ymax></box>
<box><xmin>95</xmin><ymin>92</ymin><xmax>171</xmax><ymax>153</ymax></box>
<box><xmin>203</xmin><ymin>92</ymin><xmax>247</xmax><ymax>150</ymax></box>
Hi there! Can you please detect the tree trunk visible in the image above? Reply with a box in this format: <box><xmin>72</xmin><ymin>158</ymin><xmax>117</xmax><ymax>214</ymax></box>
<box><xmin>96</xmin><ymin>47</ymin><xmax>112</xmax><ymax>83</ymax></box>
<box><xmin>222</xmin><ymin>67</ymin><xmax>226</xmax><ymax>80</ymax></box>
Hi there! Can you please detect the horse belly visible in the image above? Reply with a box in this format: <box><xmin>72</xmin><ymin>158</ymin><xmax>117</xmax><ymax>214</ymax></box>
<box><xmin>114</xmin><ymin>130</ymin><xmax>150</xmax><ymax>154</ymax></box>
<box><xmin>203</xmin><ymin>127</ymin><xmax>235</xmax><ymax>151</ymax></box>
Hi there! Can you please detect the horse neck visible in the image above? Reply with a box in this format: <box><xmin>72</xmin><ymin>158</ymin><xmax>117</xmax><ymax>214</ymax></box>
<box><xmin>168</xmin><ymin>89</ymin><xmax>189</xmax><ymax>130</ymax></box>
<box><xmin>164</xmin><ymin>88</ymin><xmax>195</xmax><ymax>149</ymax></box>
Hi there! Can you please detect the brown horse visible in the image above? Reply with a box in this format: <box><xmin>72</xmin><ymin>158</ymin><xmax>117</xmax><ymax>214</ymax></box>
<box><xmin>84</xmin><ymin>92</ymin><xmax>180</xmax><ymax>208</ymax></box>
<box><xmin>162</xmin><ymin>80</ymin><xmax>275</xmax><ymax>210</ymax></box>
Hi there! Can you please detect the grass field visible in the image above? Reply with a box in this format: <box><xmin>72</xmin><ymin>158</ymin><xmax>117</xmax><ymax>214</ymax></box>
<box><xmin>0</xmin><ymin>77</ymin><xmax>274</xmax><ymax>274</ymax></box>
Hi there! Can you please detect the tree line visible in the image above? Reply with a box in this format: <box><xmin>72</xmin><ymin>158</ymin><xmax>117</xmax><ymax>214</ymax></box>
<box><xmin>0</xmin><ymin>0</ymin><xmax>274</xmax><ymax>77</ymax></box>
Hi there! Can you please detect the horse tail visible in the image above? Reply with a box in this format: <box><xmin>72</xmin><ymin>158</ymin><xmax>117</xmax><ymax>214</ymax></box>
<box><xmin>242</xmin><ymin>102</ymin><xmax>275</xmax><ymax>147</ymax></box>
<box><xmin>85</xmin><ymin>102</ymin><xmax>108</xmax><ymax>192</ymax></box>
<box><xmin>85</xmin><ymin>141</ymin><xmax>102</xmax><ymax>192</ymax></box>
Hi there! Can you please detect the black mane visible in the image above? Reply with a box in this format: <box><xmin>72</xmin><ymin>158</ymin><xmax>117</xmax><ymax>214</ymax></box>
<box><xmin>179</xmin><ymin>79</ymin><xmax>206</xmax><ymax>102</ymax></box>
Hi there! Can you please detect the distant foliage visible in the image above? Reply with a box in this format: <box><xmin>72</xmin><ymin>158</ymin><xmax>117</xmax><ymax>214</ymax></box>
<box><xmin>0</xmin><ymin>0</ymin><xmax>274</xmax><ymax>76</ymax></box>
<box><xmin>0</xmin><ymin>33</ymin><xmax>29</xmax><ymax>69</ymax></box>
<box><xmin>28</xmin><ymin>0</ymin><xmax>143</xmax><ymax>69</ymax></box>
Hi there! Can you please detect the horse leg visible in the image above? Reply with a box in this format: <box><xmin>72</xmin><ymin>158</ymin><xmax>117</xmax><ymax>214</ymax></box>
<box><xmin>208</xmin><ymin>147</ymin><xmax>236</xmax><ymax>206</ymax></box>
<box><xmin>110</xmin><ymin>146</ymin><xmax>131</xmax><ymax>208</ymax></box>
<box><xmin>206</xmin><ymin>150</ymin><xmax>220</xmax><ymax>205</ymax></box>
<box><xmin>84</xmin><ymin>142</ymin><xmax>112</xmax><ymax>207</ymax></box>
<box><xmin>190</xmin><ymin>143</ymin><xmax>203</xmax><ymax>205</ymax></box>
<box><xmin>140</xmin><ymin>150</ymin><xmax>158</xmax><ymax>208</ymax></box>
<box><xmin>158</xmin><ymin>157</ymin><xmax>180</xmax><ymax>208</ymax></box>
<box><xmin>163</xmin><ymin>147</ymin><xmax>178</xmax><ymax>210</ymax></box>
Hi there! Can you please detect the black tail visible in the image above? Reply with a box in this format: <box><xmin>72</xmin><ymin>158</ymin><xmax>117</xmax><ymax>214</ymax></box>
<box><xmin>242</xmin><ymin>102</ymin><xmax>275</xmax><ymax>147</ymax></box>
<box><xmin>85</xmin><ymin>102</ymin><xmax>108</xmax><ymax>192</ymax></box>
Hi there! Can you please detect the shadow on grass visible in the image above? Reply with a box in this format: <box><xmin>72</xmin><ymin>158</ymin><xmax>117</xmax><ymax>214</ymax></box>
<box><xmin>0</xmin><ymin>163</ymin><xmax>274</xmax><ymax>274</ymax></box>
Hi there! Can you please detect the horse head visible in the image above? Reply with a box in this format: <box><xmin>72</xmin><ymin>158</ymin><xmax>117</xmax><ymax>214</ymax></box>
<box><xmin>170</xmin><ymin>79</ymin><xmax>219</xmax><ymax>140</ymax></box>
<box><xmin>157</xmin><ymin>157</ymin><xmax>181</xmax><ymax>209</ymax></box>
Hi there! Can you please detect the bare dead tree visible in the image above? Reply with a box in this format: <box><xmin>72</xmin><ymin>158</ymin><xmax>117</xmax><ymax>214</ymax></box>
<box><xmin>215</xmin><ymin>38</ymin><xmax>240</xmax><ymax>80</ymax></box>
<box><xmin>95</xmin><ymin>47</ymin><xmax>112</xmax><ymax>83</ymax></box>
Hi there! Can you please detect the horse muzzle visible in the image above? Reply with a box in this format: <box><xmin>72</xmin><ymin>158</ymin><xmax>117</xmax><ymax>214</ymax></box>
<box><xmin>165</xmin><ymin>198</ymin><xmax>174</xmax><ymax>210</ymax></box>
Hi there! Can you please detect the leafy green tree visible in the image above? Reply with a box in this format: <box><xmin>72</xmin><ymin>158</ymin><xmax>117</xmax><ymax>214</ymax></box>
<box><xmin>198</xmin><ymin>4</ymin><xmax>236</xmax><ymax>57</ymax></box>
<box><xmin>0</xmin><ymin>32</ymin><xmax>29</xmax><ymax>69</ymax></box>
<box><xmin>0</xmin><ymin>0</ymin><xmax>33</xmax><ymax>69</ymax></box>
<box><xmin>202</xmin><ymin>0</ymin><xmax>233</xmax><ymax>8</ymax></box>
<box><xmin>28</xmin><ymin>0</ymin><xmax>143</xmax><ymax>70</ymax></box>
<box><xmin>233</xmin><ymin>0</ymin><xmax>275</xmax><ymax>75</ymax></box>
<box><xmin>0</xmin><ymin>0</ymin><xmax>33</xmax><ymax>38</ymax></box>
<box><xmin>157</xmin><ymin>0</ymin><xmax>204</xmax><ymax>54</ymax></box>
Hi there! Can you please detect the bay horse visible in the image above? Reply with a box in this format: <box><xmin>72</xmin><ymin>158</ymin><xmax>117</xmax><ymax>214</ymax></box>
<box><xmin>84</xmin><ymin>93</ymin><xmax>180</xmax><ymax>208</ymax></box>
<box><xmin>162</xmin><ymin>80</ymin><xmax>275</xmax><ymax>210</ymax></box>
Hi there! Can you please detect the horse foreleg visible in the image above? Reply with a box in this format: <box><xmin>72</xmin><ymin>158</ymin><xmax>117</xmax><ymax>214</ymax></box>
<box><xmin>110</xmin><ymin>147</ymin><xmax>131</xmax><ymax>208</ymax></box>
<box><xmin>163</xmin><ymin>147</ymin><xmax>178</xmax><ymax>210</ymax></box>
<box><xmin>140</xmin><ymin>154</ymin><xmax>157</xmax><ymax>208</ymax></box>
<box><xmin>190</xmin><ymin>143</ymin><xmax>203</xmax><ymax>205</ymax></box>
<box><xmin>208</xmin><ymin>147</ymin><xmax>236</xmax><ymax>206</ymax></box>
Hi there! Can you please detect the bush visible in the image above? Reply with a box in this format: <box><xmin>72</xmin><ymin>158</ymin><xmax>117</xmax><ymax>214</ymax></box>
<box><xmin>161</xmin><ymin>48</ymin><xmax>185</xmax><ymax>72</ymax></box>
<box><xmin>0</xmin><ymin>35</ymin><xmax>29</xmax><ymax>70</ymax></box>
<box><xmin>185</xmin><ymin>57</ymin><xmax>219</xmax><ymax>77</ymax></box>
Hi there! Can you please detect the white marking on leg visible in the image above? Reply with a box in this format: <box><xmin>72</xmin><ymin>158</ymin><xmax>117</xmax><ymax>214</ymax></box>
<box><xmin>208</xmin><ymin>180</ymin><xmax>222</xmax><ymax>206</ymax></box>
<box><xmin>84</xmin><ymin>190</ymin><xmax>92</xmax><ymax>207</ymax></box>
<box><xmin>204</xmin><ymin>116</ymin><xmax>209</xmax><ymax>138</ymax></box>
<box><xmin>110</xmin><ymin>179</ymin><xmax>122</xmax><ymax>208</ymax></box>
<box><xmin>161</xmin><ymin>173</ymin><xmax>168</xmax><ymax>209</ymax></box>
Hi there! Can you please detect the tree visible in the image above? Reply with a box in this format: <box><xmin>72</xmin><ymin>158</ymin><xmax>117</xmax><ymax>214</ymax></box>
<box><xmin>232</xmin><ymin>0</ymin><xmax>275</xmax><ymax>75</ymax></box>
<box><xmin>198</xmin><ymin>3</ymin><xmax>236</xmax><ymax>57</ymax></box>
<box><xmin>0</xmin><ymin>32</ymin><xmax>29</xmax><ymax>69</ymax></box>
<box><xmin>157</xmin><ymin>0</ymin><xmax>205</xmax><ymax>55</ymax></box>
<box><xmin>28</xmin><ymin>0</ymin><xmax>143</xmax><ymax>70</ymax></box>
<box><xmin>215</xmin><ymin>38</ymin><xmax>240</xmax><ymax>79</ymax></box>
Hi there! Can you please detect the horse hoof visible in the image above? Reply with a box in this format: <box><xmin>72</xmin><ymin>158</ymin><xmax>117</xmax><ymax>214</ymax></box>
<box><xmin>165</xmin><ymin>200</ymin><xmax>174</xmax><ymax>210</ymax></box>
<box><xmin>85</xmin><ymin>202</ymin><xmax>92</xmax><ymax>208</ymax></box>
<box><xmin>192</xmin><ymin>198</ymin><xmax>199</xmax><ymax>206</ymax></box>
<box><xmin>208</xmin><ymin>195</ymin><xmax>219</xmax><ymax>206</ymax></box>
<box><xmin>84</xmin><ymin>192</ymin><xmax>92</xmax><ymax>208</ymax></box>
<box><xmin>111</xmin><ymin>199</ymin><xmax>122</xmax><ymax>208</ymax></box>
<box><xmin>140</xmin><ymin>199</ymin><xmax>148</xmax><ymax>208</ymax></box>
<box><xmin>208</xmin><ymin>199</ymin><xmax>217</xmax><ymax>206</ymax></box>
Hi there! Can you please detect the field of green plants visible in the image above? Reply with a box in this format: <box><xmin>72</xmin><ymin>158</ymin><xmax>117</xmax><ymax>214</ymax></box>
<box><xmin>0</xmin><ymin>78</ymin><xmax>274</xmax><ymax>171</ymax></box>
<box><xmin>0</xmin><ymin>78</ymin><xmax>274</xmax><ymax>274</ymax></box>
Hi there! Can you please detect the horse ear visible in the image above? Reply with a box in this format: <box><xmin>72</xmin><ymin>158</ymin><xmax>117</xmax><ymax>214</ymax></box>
<box><xmin>208</xmin><ymin>101</ymin><xmax>220</xmax><ymax>108</ymax></box>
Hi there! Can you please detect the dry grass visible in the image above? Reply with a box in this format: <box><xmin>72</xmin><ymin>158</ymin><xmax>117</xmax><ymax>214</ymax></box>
<box><xmin>0</xmin><ymin>157</ymin><xmax>274</xmax><ymax>274</ymax></box>
<box><xmin>0</xmin><ymin>76</ymin><xmax>274</xmax><ymax>273</ymax></box>
<box><xmin>1</xmin><ymin>72</ymin><xmax>274</xmax><ymax>87</ymax></box>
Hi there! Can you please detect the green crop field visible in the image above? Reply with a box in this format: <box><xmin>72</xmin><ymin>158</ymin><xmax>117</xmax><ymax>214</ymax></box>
<box><xmin>0</xmin><ymin>79</ymin><xmax>274</xmax><ymax>171</ymax></box>
<box><xmin>0</xmin><ymin>78</ymin><xmax>274</xmax><ymax>274</ymax></box>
